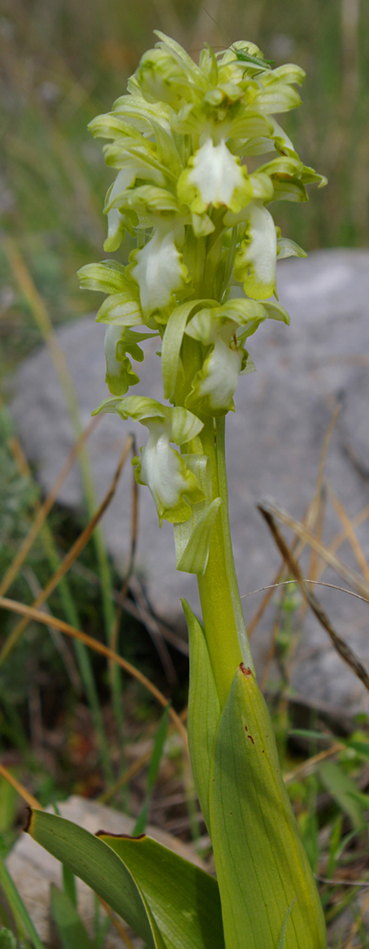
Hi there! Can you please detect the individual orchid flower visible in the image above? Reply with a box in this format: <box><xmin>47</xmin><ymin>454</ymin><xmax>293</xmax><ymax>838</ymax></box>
<box><xmin>93</xmin><ymin>396</ymin><xmax>205</xmax><ymax>525</ymax></box>
<box><xmin>184</xmin><ymin>310</ymin><xmax>252</xmax><ymax>417</ymax></box>
<box><xmin>177</xmin><ymin>138</ymin><xmax>253</xmax><ymax>219</ymax></box>
<box><xmin>129</xmin><ymin>225</ymin><xmax>190</xmax><ymax>320</ymax></box>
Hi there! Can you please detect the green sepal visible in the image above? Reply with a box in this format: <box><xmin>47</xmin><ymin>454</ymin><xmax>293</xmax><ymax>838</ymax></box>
<box><xmin>96</xmin><ymin>291</ymin><xmax>143</xmax><ymax>327</ymax></box>
<box><xmin>277</xmin><ymin>237</ymin><xmax>307</xmax><ymax>259</ymax></box>
<box><xmin>98</xmin><ymin>832</ymin><xmax>225</xmax><ymax>949</ymax></box>
<box><xmin>77</xmin><ymin>260</ymin><xmax>127</xmax><ymax>294</ymax></box>
<box><xmin>26</xmin><ymin>811</ymin><xmax>169</xmax><ymax>949</ymax></box>
<box><xmin>182</xmin><ymin>599</ymin><xmax>221</xmax><ymax>832</ymax></box>
<box><xmin>209</xmin><ymin>665</ymin><xmax>327</xmax><ymax>949</ymax></box>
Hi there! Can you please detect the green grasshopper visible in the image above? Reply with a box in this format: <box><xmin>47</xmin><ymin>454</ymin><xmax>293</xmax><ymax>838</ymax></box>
<box><xmin>229</xmin><ymin>45</ymin><xmax>274</xmax><ymax>69</ymax></box>
<box><xmin>202</xmin><ymin>7</ymin><xmax>274</xmax><ymax>69</ymax></box>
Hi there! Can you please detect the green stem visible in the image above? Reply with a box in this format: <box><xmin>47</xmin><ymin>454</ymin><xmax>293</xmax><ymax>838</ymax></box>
<box><xmin>215</xmin><ymin>417</ymin><xmax>255</xmax><ymax>673</ymax></box>
<box><xmin>197</xmin><ymin>418</ymin><xmax>242</xmax><ymax>708</ymax></box>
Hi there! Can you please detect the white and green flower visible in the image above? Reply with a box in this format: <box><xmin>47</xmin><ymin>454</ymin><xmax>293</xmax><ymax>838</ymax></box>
<box><xmin>178</xmin><ymin>138</ymin><xmax>252</xmax><ymax>216</ymax></box>
<box><xmin>83</xmin><ymin>31</ymin><xmax>326</xmax><ymax>569</ymax></box>
<box><xmin>130</xmin><ymin>225</ymin><xmax>190</xmax><ymax>319</ymax></box>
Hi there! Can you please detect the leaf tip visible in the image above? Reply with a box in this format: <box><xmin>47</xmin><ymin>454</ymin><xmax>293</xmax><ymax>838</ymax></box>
<box><xmin>23</xmin><ymin>807</ymin><xmax>33</xmax><ymax>833</ymax></box>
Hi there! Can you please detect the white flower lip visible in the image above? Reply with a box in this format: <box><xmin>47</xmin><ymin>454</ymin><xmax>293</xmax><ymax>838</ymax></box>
<box><xmin>181</xmin><ymin>138</ymin><xmax>251</xmax><ymax>213</ymax></box>
<box><xmin>233</xmin><ymin>201</ymin><xmax>277</xmax><ymax>299</ymax></box>
<box><xmin>131</xmin><ymin>226</ymin><xmax>189</xmax><ymax>317</ymax></box>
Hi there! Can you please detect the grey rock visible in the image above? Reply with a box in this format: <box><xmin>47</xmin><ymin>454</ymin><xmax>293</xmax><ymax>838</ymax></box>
<box><xmin>6</xmin><ymin>795</ymin><xmax>203</xmax><ymax>947</ymax></box>
<box><xmin>9</xmin><ymin>249</ymin><xmax>369</xmax><ymax>713</ymax></box>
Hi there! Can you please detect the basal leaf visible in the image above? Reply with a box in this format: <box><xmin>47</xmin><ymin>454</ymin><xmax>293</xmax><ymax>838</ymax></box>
<box><xmin>27</xmin><ymin>811</ymin><xmax>168</xmax><ymax>949</ymax></box>
<box><xmin>98</xmin><ymin>832</ymin><xmax>224</xmax><ymax>949</ymax></box>
<box><xmin>209</xmin><ymin>665</ymin><xmax>326</xmax><ymax>949</ymax></box>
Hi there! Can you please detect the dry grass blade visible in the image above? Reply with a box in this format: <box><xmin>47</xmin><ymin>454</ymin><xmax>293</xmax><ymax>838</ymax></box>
<box><xmin>0</xmin><ymin>763</ymin><xmax>41</xmax><ymax>810</ymax></box>
<box><xmin>258</xmin><ymin>499</ymin><xmax>369</xmax><ymax>693</ymax></box>
<box><xmin>284</xmin><ymin>743</ymin><xmax>344</xmax><ymax>785</ymax></box>
<box><xmin>122</xmin><ymin>597</ymin><xmax>189</xmax><ymax>656</ymax></box>
<box><xmin>242</xmin><ymin>578</ymin><xmax>369</xmax><ymax>605</ymax></box>
<box><xmin>260</xmin><ymin>498</ymin><xmax>369</xmax><ymax>602</ymax></box>
<box><xmin>110</xmin><ymin>434</ymin><xmax>139</xmax><ymax>654</ymax></box>
<box><xmin>344</xmin><ymin>888</ymin><xmax>369</xmax><ymax>948</ymax></box>
<box><xmin>22</xmin><ymin>566</ymin><xmax>81</xmax><ymax>693</ymax></box>
<box><xmin>248</xmin><ymin>408</ymin><xmax>339</xmax><ymax>638</ymax></box>
<box><xmin>0</xmin><ymin>418</ymin><xmax>99</xmax><ymax>598</ymax></box>
<box><xmin>99</xmin><ymin>701</ymin><xmax>188</xmax><ymax>803</ymax></box>
<box><xmin>4</xmin><ymin>237</ymin><xmax>81</xmax><ymax>431</ymax></box>
<box><xmin>0</xmin><ymin>596</ymin><xmax>188</xmax><ymax>745</ymax></box>
<box><xmin>247</xmin><ymin>408</ymin><xmax>340</xmax><ymax>638</ymax></box>
<box><xmin>0</xmin><ymin>437</ymin><xmax>133</xmax><ymax>667</ymax></box>
<box><xmin>328</xmin><ymin>484</ymin><xmax>369</xmax><ymax>586</ymax></box>
<box><xmin>98</xmin><ymin>749</ymin><xmax>153</xmax><ymax>805</ymax></box>
<box><xmin>129</xmin><ymin>576</ymin><xmax>177</xmax><ymax>686</ymax></box>
<box><xmin>98</xmin><ymin>899</ymin><xmax>136</xmax><ymax>949</ymax></box>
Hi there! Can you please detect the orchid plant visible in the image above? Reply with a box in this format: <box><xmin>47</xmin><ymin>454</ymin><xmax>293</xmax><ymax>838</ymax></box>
<box><xmin>28</xmin><ymin>33</ymin><xmax>328</xmax><ymax>949</ymax></box>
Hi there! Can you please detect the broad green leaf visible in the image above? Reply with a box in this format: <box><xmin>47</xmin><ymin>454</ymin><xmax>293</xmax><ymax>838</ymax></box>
<box><xmin>0</xmin><ymin>857</ymin><xmax>44</xmax><ymax>949</ymax></box>
<box><xmin>133</xmin><ymin>705</ymin><xmax>170</xmax><ymax>835</ymax></box>
<box><xmin>27</xmin><ymin>811</ymin><xmax>168</xmax><ymax>949</ymax></box>
<box><xmin>319</xmin><ymin>761</ymin><xmax>366</xmax><ymax>832</ymax></box>
<box><xmin>98</xmin><ymin>832</ymin><xmax>225</xmax><ymax>949</ymax></box>
<box><xmin>209</xmin><ymin>665</ymin><xmax>326</xmax><ymax>949</ymax></box>
<box><xmin>50</xmin><ymin>886</ymin><xmax>96</xmax><ymax>949</ymax></box>
<box><xmin>183</xmin><ymin>599</ymin><xmax>220</xmax><ymax>832</ymax></box>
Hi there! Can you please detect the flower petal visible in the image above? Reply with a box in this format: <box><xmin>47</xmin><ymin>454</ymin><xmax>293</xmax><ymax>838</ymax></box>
<box><xmin>178</xmin><ymin>139</ymin><xmax>252</xmax><ymax>214</ymax></box>
<box><xmin>131</xmin><ymin>227</ymin><xmax>190</xmax><ymax>317</ymax></box>
<box><xmin>233</xmin><ymin>201</ymin><xmax>277</xmax><ymax>299</ymax></box>
<box><xmin>135</xmin><ymin>423</ymin><xmax>204</xmax><ymax>524</ymax></box>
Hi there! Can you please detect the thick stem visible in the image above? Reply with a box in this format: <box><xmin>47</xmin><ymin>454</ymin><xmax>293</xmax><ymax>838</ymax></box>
<box><xmin>197</xmin><ymin>417</ymin><xmax>242</xmax><ymax>707</ymax></box>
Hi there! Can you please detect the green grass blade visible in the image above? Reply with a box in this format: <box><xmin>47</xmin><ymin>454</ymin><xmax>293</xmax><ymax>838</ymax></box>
<box><xmin>50</xmin><ymin>885</ymin><xmax>95</xmax><ymax>949</ymax></box>
<box><xmin>319</xmin><ymin>761</ymin><xmax>366</xmax><ymax>832</ymax></box>
<box><xmin>133</xmin><ymin>705</ymin><xmax>170</xmax><ymax>836</ymax></box>
<box><xmin>278</xmin><ymin>901</ymin><xmax>296</xmax><ymax>949</ymax></box>
<box><xmin>0</xmin><ymin>857</ymin><xmax>44</xmax><ymax>949</ymax></box>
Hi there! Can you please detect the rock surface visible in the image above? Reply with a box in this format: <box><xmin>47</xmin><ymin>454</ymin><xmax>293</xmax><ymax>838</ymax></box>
<box><xmin>10</xmin><ymin>249</ymin><xmax>369</xmax><ymax>714</ymax></box>
<box><xmin>7</xmin><ymin>795</ymin><xmax>203</xmax><ymax>948</ymax></box>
